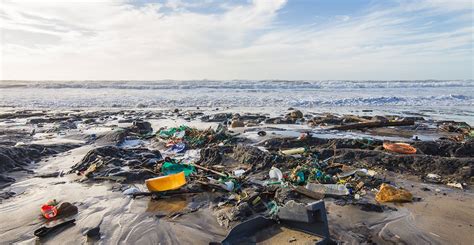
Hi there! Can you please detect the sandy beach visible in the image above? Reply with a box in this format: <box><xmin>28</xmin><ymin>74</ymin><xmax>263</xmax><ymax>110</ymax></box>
<box><xmin>0</xmin><ymin>107</ymin><xmax>472</xmax><ymax>244</ymax></box>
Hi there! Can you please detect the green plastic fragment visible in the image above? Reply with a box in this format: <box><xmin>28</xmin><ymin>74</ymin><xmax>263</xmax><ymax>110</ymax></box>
<box><xmin>161</xmin><ymin>162</ymin><xmax>195</xmax><ymax>177</ymax></box>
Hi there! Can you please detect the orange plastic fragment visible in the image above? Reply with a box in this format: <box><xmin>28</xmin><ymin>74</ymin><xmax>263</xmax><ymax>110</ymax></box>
<box><xmin>383</xmin><ymin>142</ymin><xmax>416</xmax><ymax>154</ymax></box>
<box><xmin>375</xmin><ymin>183</ymin><xmax>413</xmax><ymax>203</ymax></box>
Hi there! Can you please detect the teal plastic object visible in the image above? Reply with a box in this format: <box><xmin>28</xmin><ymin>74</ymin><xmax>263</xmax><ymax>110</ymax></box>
<box><xmin>161</xmin><ymin>162</ymin><xmax>195</xmax><ymax>177</ymax></box>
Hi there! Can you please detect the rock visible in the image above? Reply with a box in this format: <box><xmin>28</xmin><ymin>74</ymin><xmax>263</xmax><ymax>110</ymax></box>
<box><xmin>0</xmin><ymin>174</ymin><xmax>16</xmax><ymax>189</ymax></box>
<box><xmin>130</xmin><ymin>121</ymin><xmax>152</xmax><ymax>135</ymax></box>
<box><xmin>201</xmin><ymin>113</ymin><xmax>232</xmax><ymax>122</ymax></box>
<box><xmin>372</xmin><ymin>115</ymin><xmax>389</xmax><ymax>122</ymax></box>
<box><xmin>357</xmin><ymin>202</ymin><xmax>384</xmax><ymax>213</ymax></box>
<box><xmin>230</xmin><ymin>120</ymin><xmax>244</xmax><ymax>128</ymax></box>
<box><xmin>57</xmin><ymin>202</ymin><xmax>78</xmax><ymax>217</ymax></box>
<box><xmin>0</xmin><ymin>191</ymin><xmax>15</xmax><ymax>200</ymax></box>
<box><xmin>290</xmin><ymin>110</ymin><xmax>303</xmax><ymax>119</ymax></box>
<box><xmin>94</xmin><ymin>129</ymin><xmax>128</xmax><ymax>146</ymax></box>
<box><xmin>233</xmin><ymin>145</ymin><xmax>273</xmax><ymax>170</ymax></box>
<box><xmin>199</xmin><ymin>147</ymin><xmax>222</xmax><ymax>166</ymax></box>
<box><xmin>275</xmin><ymin>187</ymin><xmax>298</xmax><ymax>204</ymax></box>
<box><xmin>83</xmin><ymin>118</ymin><xmax>96</xmax><ymax>124</ymax></box>
<box><xmin>86</xmin><ymin>226</ymin><xmax>100</xmax><ymax>238</ymax></box>
<box><xmin>228</xmin><ymin>202</ymin><xmax>252</xmax><ymax>221</ymax></box>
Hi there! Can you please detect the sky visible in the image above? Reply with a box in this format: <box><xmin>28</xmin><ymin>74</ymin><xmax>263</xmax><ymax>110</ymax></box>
<box><xmin>0</xmin><ymin>0</ymin><xmax>472</xmax><ymax>80</ymax></box>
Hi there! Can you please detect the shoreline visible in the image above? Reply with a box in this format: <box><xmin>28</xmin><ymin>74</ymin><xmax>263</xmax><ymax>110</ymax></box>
<box><xmin>0</xmin><ymin>108</ymin><xmax>472</xmax><ymax>244</ymax></box>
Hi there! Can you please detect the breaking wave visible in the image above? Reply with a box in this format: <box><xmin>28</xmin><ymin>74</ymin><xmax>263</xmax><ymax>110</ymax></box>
<box><xmin>1</xmin><ymin>80</ymin><xmax>473</xmax><ymax>90</ymax></box>
<box><xmin>0</xmin><ymin>80</ymin><xmax>473</xmax><ymax>108</ymax></box>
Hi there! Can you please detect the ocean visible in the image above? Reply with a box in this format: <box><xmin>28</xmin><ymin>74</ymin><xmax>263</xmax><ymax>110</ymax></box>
<box><xmin>1</xmin><ymin>80</ymin><xmax>473</xmax><ymax>123</ymax></box>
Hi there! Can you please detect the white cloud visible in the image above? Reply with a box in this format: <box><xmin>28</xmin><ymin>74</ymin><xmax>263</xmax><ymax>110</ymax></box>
<box><xmin>0</xmin><ymin>0</ymin><xmax>472</xmax><ymax>80</ymax></box>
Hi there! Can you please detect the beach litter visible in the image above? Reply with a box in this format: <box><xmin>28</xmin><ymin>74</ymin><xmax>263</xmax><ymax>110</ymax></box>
<box><xmin>383</xmin><ymin>142</ymin><xmax>417</xmax><ymax>154</ymax></box>
<box><xmin>145</xmin><ymin>172</ymin><xmax>187</xmax><ymax>192</ymax></box>
<box><xmin>375</xmin><ymin>183</ymin><xmax>413</xmax><ymax>203</ymax></box>
<box><xmin>2</xmin><ymin>108</ymin><xmax>471</xmax><ymax>244</ymax></box>
<box><xmin>34</xmin><ymin>219</ymin><xmax>76</xmax><ymax>238</ymax></box>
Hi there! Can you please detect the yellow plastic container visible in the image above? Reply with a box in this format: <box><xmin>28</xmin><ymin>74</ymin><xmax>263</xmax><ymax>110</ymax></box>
<box><xmin>145</xmin><ymin>172</ymin><xmax>186</xmax><ymax>192</ymax></box>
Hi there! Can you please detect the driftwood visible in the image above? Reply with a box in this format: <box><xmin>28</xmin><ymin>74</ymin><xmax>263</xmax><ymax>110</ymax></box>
<box><xmin>330</xmin><ymin>120</ymin><xmax>414</xmax><ymax>131</ymax></box>
<box><xmin>192</xmin><ymin>163</ymin><xmax>228</xmax><ymax>177</ymax></box>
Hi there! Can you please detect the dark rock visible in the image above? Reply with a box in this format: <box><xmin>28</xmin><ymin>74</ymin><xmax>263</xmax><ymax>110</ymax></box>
<box><xmin>228</xmin><ymin>202</ymin><xmax>252</xmax><ymax>221</ymax></box>
<box><xmin>130</xmin><ymin>121</ymin><xmax>153</xmax><ymax>135</ymax></box>
<box><xmin>0</xmin><ymin>191</ymin><xmax>15</xmax><ymax>200</ymax></box>
<box><xmin>323</xmin><ymin>147</ymin><xmax>472</xmax><ymax>183</ymax></box>
<box><xmin>265</xmin><ymin>117</ymin><xmax>296</xmax><ymax>124</ymax></box>
<box><xmin>201</xmin><ymin>113</ymin><xmax>232</xmax><ymax>122</ymax></box>
<box><xmin>0</xmin><ymin>144</ymin><xmax>80</xmax><ymax>174</ymax></box>
<box><xmin>372</xmin><ymin>116</ymin><xmax>389</xmax><ymax>123</ymax></box>
<box><xmin>199</xmin><ymin>147</ymin><xmax>222</xmax><ymax>166</ymax></box>
<box><xmin>94</xmin><ymin>128</ymin><xmax>128</xmax><ymax>146</ymax></box>
<box><xmin>290</xmin><ymin>110</ymin><xmax>303</xmax><ymax>119</ymax></box>
<box><xmin>57</xmin><ymin>202</ymin><xmax>78</xmax><ymax>218</ymax></box>
<box><xmin>70</xmin><ymin>146</ymin><xmax>161</xmax><ymax>182</ymax></box>
<box><xmin>275</xmin><ymin>187</ymin><xmax>298</xmax><ymax>204</ymax></box>
<box><xmin>233</xmin><ymin>145</ymin><xmax>273</xmax><ymax>170</ymax></box>
<box><xmin>86</xmin><ymin>226</ymin><xmax>100</xmax><ymax>238</ymax></box>
<box><xmin>358</xmin><ymin>203</ymin><xmax>384</xmax><ymax>213</ymax></box>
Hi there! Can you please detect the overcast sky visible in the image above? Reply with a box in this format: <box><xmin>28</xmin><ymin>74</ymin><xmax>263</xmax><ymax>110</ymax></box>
<box><xmin>0</xmin><ymin>0</ymin><xmax>472</xmax><ymax>80</ymax></box>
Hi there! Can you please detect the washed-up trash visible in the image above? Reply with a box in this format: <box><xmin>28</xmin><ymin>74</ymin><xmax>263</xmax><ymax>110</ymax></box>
<box><xmin>305</xmin><ymin>183</ymin><xmax>350</xmax><ymax>197</ymax></box>
<box><xmin>174</xmin><ymin>130</ymin><xmax>186</xmax><ymax>139</ymax></box>
<box><xmin>281</xmin><ymin>147</ymin><xmax>305</xmax><ymax>155</ymax></box>
<box><xmin>41</xmin><ymin>204</ymin><xmax>58</xmax><ymax>219</ymax></box>
<box><xmin>293</xmin><ymin>186</ymin><xmax>324</xmax><ymax>200</ymax></box>
<box><xmin>158</xmin><ymin>126</ymin><xmax>189</xmax><ymax>139</ymax></box>
<box><xmin>269</xmin><ymin>167</ymin><xmax>283</xmax><ymax>181</ymax></box>
<box><xmin>34</xmin><ymin>219</ymin><xmax>76</xmax><ymax>238</ymax></box>
<box><xmin>161</xmin><ymin>162</ymin><xmax>195</xmax><ymax>176</ymax></box>
<box><xmin>289</xmin><ymin>166</ymin><xmax>306</xmax><ymax>184</ymax></box>
<box><xmin>222</xmin><ymin>181</ymin><xmax>235</xmax><ymax>192</ymax></box>
<box><xmin>375</xmin><ymin>183</ymin><xmax>413</xmax><ymax>203</ymax></box>
<box><xmin>233</xmin><ymin>169</ymin><xmax>246</xmax><ymax>177</ymax></box>
<box><xmin>425</xmin><ymin>173</ymin><xmax>441</xmax><ymax>183</ymax></box>
<box><xmin>145</xmin><ymin>172</ymin><xmax>186</xmax><ymax>192</ymax></box>
<box><xmin>220</xmin><ymin>201</ymin><xmax>330</xmax><ymax>244</ymax></box>
<box><xmin>179</xmin><ymin>149</ymin><xmax>200</xmax><ymax>163</ymax></box>
<box><xmin>309</xmin><ymin>168</ymin><xmax>332</xmax><ymax>183</ymax></box>
<box><xmin>383</xmin><ymin>142</ymin><xmax>416</xmax><ymax>154</ymax></box>
<box><xmin>447</xmin><ymin>182</ymin><xmax>463</xmax><ymax>189</ymax></box>
<box><xmin>167</xmin><ymin>142</ymin><xmax>186</xmax><ymax>154</ymax></box>
<box><xmin>123</xmin><ymin>187</ymin><xmax>141</xmax><ymax>195</ymax></box>
<box><xmin>337</xmin><ymin>168</ymin><xmax>369</xmax><ymax>178</ymax></box>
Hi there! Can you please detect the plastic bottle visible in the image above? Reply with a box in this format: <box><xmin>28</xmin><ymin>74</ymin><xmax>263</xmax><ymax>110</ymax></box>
<box><xmin>305</xmin><ymin>183</ymin><xmax>349</xmax><ymax>196</ymax></box>
<box><xmin>269</xmin><ymin>167</ymin><xmax>283</xmax><ymax>181</ymax></box>
<box><xmin>280</xmin><ymin>147</ymin><xmax>305</xmax><ymax>155</ymax></box>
